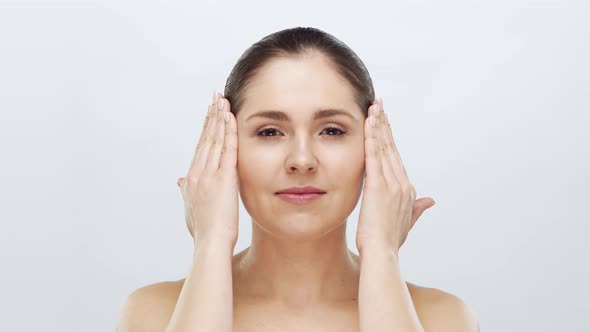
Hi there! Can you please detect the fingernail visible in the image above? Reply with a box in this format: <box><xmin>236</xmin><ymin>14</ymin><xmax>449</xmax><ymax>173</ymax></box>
<box><xmin>213</xmin><ymin>91</ymin><xmax>218</xmax><ymax>103</ymax></box>
<box><xmin>224</xmin><ymin>112</ymin><xmax>229</xmax><ymax>122</ymax></box>
<box><xmin>218</xmin><ymin>98</ymin><xmax>225</xmax><ymax>110</ymax></box>
<box><xmin>369</xmin><ymin>115</ymin><xmax>375</xmax><ymax>127</ymax></box>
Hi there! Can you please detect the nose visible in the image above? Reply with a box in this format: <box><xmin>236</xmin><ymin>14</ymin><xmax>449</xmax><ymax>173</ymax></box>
<box><xmin>285</xmin><ymin>140</ymin><xmax>318</xmax><ymax>174</ymax></box>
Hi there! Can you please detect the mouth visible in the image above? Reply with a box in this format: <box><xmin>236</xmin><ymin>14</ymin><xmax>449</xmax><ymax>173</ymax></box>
<box><xmin>275</xmin><ymin>192</ymin><xmax>326</xmax><ymax>204</ymax></box>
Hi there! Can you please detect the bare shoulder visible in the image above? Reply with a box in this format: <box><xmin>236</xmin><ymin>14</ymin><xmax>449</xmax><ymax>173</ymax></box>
<box><xmin>406</xmin><ymin>282</ymin><xmax>480</xmax><ymax>332</ymax></box>
<box><xmin>116</xmin><ymin>280</ymin><xmax>184</xmax><ymax>332</ymax></box>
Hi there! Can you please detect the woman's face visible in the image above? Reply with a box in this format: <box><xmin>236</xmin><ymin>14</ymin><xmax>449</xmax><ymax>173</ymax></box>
<box><xmin>235</xmin><ymin>53</ymin><xmax>366</xmax><ymax>241</ymax></box>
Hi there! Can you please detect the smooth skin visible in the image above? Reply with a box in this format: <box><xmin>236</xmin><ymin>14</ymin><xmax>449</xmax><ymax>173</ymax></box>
<box><xmin>117</xmin><ymin>56</ymin><xmax>479</xmax><ymax>331</ymax></box>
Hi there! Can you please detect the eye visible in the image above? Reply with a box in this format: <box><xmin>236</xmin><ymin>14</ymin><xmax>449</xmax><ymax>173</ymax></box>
<box><xmin>256</xmin><ymin>126</ymin><xmax>347</xmax><ymax>140</ymax></box>
<box><xmin>321</xmin><ymin>127</ymin><xmax>346</xmax><ymax>136</ymax></box>
<box><xmin>257</xmin><ymin>128</ymin><xmax>283</xmax><ymax>139</ymax></box>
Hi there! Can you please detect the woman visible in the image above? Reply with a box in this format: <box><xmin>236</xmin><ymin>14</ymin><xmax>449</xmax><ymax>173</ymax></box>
<box><xmin>117</xmin><ymin>27</ymin><xmax>479</xmax><ymax>332</ymax></box>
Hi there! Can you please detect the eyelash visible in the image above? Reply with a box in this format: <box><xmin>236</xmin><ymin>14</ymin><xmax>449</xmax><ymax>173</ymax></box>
<box><xmin>256</xmin><ymin>126</ymin><xmax>347</xmax><ymax>140</ymax></box>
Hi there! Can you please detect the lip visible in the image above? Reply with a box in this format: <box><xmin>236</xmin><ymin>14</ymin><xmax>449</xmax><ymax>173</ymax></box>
<box><xmin>275</xmin><ymin>192</ymin><xmax>325</xmax><ymax>204</ymax></box>
<box><xmin>275</xmin><ymin>186</ymin><xmax>326</xmax><ymax>194</ymax></box>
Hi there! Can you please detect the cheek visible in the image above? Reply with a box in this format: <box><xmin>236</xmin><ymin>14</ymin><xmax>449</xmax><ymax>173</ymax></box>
<box><xmin>323</xmin><ymin>145</ymin><xmax>364</xmax><ymax>184</ymax></box>
<box><xmin>332</xmin><ymin>155</ymin><xmax>364</xmax><ymax>182</ymax></box>
<box><xmin>329</xmin><ymin>139</ymin><xmax>364</xmax><ymax>169</ymax></box>
<box><xmin>237</xmin><ymin>144</ymin><xmax>276</xmax><ymax>195</ymax></box>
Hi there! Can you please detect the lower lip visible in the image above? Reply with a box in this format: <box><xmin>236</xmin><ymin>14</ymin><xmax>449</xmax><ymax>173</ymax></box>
<box><xmin>276</xmin><ymin>193</ymin><xmax>325</xmax><ymax>204</ymax></box>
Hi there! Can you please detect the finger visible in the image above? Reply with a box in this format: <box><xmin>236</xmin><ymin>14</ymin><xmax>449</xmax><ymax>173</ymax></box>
<box><xmin>364</xmin><ymin>104</ymin><xmax>383</xmax><ymax>184</ymax></box>
<box><xmin>220</xmin><ymin>100</ymin><xmax>238</xmax><ymax>172</ymax></box>
<box><xmin>378</xmin><ymin>99</ymin><xmax>410</xmax><ymax>182</ymax></box>
<box><xmin>189</xmin><ymin>104</ymin><xmax>212</xmax><ymax>171</ymax></box>
<box><xmin>189</xmin><ymin>92</ymin><xmax>219</xmax><ymax>171</ymax></box>
<box><xmin>205</xmin><ymin>96</ymin><xmax>226</xmax><ymax>173</ymax></box>
<box><xmin>380</xmin><ymin>98</ymin><xmax>408</xmax><ymax>179</ymax></box>
<box><xmin>374</xmin><ymin>103</ymin><xmax>398</xmax><ymax>186</ymax></box>
<box><xmin>190</xmin><ymin>96</ymin><xmax>219</xmax><ymax>177</ymax></box>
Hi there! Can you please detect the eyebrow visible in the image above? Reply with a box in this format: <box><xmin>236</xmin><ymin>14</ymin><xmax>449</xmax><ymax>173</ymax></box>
<box><xmin>246</xmin><ymin>108</ymin><xmax>357</xmax><ymax>122</ymax></box>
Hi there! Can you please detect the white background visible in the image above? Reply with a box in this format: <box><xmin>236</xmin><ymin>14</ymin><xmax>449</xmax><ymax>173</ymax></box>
<box><xmin>1</xmin><ymin>0</ymin><xmax>588</xmax><ymax>331</ymax></box>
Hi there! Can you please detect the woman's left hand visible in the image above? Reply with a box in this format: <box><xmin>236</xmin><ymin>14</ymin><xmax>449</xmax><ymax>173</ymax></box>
<box><xmin>355</xmin><ymin>98</ymin><xmax>436</xmax><ymax>256</ymax></box>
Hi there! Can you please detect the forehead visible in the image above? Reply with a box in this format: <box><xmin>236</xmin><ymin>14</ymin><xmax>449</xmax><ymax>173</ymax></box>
<box><xmin>240</xmin><ymin>54</ymin><xmax>360</xmax><ymax>119</ymax></box>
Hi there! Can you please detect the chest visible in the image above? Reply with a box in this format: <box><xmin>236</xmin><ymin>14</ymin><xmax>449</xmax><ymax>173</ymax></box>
<box><xmin>232</xmin><ymin>302</ymin><xmax>359</xmax><ymax>332</ymax></box>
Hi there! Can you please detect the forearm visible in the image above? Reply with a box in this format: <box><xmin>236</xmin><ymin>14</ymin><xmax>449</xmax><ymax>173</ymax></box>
<box><xmin>166</xmin><ymin>239</ymin><xmax>234</xmax><ymax>332</ymax></box>
<box><xmin>358</xmin><ymin>245</ymin><xmax>424</xmax><ymax>332</ymax></box>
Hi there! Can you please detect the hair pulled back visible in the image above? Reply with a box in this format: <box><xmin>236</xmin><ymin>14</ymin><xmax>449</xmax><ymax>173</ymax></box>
<box><xmin>223</xmin><ymin>26</ymin><xmax>375</xmax><ymax>117</ymax></box>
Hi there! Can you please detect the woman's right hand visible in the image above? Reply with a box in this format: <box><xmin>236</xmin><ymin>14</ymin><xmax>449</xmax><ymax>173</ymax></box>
<box><xmin>176</xmin><ymin>92</ymin><xmax>239</xmax><ymax>249</ymax></box>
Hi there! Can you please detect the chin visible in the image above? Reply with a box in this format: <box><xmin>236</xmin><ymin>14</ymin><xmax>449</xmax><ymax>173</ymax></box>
<box><xmin>255</xmin><ymin>214</ymin><xmax>346</xmax><ymax>242</ymax></box>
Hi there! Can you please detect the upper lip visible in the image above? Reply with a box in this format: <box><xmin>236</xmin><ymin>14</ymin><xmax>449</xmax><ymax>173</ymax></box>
<box><xmin>275</xmin><ymin>186</ymin><xmax>326</xmax><ymax>194</ymax></box>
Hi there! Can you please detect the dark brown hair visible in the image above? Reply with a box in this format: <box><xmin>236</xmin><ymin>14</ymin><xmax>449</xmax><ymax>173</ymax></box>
<box><xmin>222</xmin><ymin>26</ymin><xmax>375</xmax><ymax>117</ymax></box>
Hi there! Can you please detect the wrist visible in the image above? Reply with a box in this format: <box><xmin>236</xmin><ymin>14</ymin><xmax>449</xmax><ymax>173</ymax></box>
<box><xmin>358</xmin><ymin>241</ymin><xmax>399</xmax><ymax>259</ymax></box>
<box><xmin>194</xmin><ymin>236</ymin><xmax>235</xmax><ymax>255</ymax></box>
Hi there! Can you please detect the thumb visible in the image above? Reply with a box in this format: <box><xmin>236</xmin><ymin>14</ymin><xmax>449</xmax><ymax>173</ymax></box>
<box><xmin>410</xmin><ymin>197</ymin><xmax>436</xmax><ymax>228</ymax></box>
<box><xmin>400</xmin><ymin>198</ymin><xmax>436</xmax><ymax>249</ymax></box>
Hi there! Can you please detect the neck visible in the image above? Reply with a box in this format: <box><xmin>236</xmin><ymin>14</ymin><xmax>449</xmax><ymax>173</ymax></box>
<box><xmin>232</xmin><ymin>219</ymin><xmax>360</xmax><ymax>309</ymax></box>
